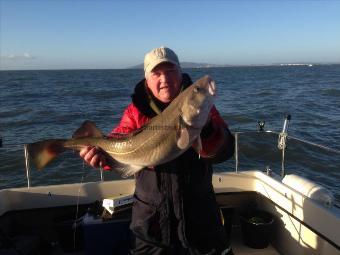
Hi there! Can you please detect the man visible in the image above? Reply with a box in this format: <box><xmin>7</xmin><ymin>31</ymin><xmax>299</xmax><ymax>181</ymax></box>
<box><xmin>80</xmin><ymin>47</ymin><xmax>235</xmax><ymax>254</ymax></box>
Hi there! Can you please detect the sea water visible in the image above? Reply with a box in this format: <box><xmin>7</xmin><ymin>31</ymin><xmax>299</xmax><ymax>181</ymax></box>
<box><xmin>1</xmin><ymin>65</ymin><xmax>339</xmax><ymax>207</ymax></box>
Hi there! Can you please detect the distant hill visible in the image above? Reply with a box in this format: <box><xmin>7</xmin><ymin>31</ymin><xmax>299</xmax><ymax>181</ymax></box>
<box><xmin>128</xmin><ymin>62</ymin><xmax>232</xmax><ymax>69</ymax></box>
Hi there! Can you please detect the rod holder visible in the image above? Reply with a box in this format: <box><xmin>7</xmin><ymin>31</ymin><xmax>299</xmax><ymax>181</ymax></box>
<box><xmin>24</xmin><ymin>145</ymin><xmax>31</xmax><ymax>188</ymax></box>
<box><xmin>278</xmin><ymin>114</ymin><xmax>291</xmax><ymax>177</ymax></box>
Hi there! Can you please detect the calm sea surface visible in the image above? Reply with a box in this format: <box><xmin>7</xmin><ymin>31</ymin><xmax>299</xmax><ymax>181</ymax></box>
<box><xmin>1</xmin><ymin>66</ymin><xmax>340</xmax><ymax>207</ymax></box>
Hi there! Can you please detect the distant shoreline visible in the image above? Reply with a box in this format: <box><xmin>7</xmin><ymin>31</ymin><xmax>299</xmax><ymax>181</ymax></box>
<box><xmin>127</xmin><ymin>62</ymin><xmax>339</xmax><ymax>69</ymax></box>
<box><xmin>1</xmin><ymin>63</ymin><xmax>340</xmax><ymax>72</ymax></box>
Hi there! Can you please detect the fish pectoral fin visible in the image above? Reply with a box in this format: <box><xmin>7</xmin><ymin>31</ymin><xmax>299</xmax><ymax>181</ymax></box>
<box><xmin>107</xmin><ymin>158</ymin><xmax>143</xmax><ymax>178</ymax></box>
<box><xmin>121</xmin><ymin>165</ymin><xmax>144</xmax><ymax>178</ymax></box>
<box><xmin>118</xmin><ymin>164</ymin><xmax>144</xmax><ymax>178</ymax></box>
<box><xmin>72</xmin><ymin>120</ymin><xmax>103</xmax><ymax>139</ymax></box>
<box><xmin>176</xmin><ymin>127</ymin><xmax>190</xmax><ymax>149</ymax></box>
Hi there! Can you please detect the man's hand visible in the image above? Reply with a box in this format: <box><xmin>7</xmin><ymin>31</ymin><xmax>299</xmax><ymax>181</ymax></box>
<box><xmin>79</xmin><ymin>146</ymin><xmax>107</xmax><ymax>168</ymax></box>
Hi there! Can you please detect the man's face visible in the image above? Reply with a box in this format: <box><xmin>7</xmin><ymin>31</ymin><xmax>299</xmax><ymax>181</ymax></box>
<box><xmin>146</xmin><ymin>62</ymin><xmax>182</xmax><ymax>103</ymax></box>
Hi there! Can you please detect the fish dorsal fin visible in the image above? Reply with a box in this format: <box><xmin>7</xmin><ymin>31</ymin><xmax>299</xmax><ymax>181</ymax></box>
<box><xmin>72</xmin><ymin>120</ymin><xmax>103</xmax><ymax>138</ymax></box>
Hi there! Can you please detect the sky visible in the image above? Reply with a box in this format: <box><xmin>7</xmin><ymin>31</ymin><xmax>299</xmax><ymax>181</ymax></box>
<box><xmin>1</xmin><ymin>0</ymin><xmax>340</xmax><ymax>70</ymax></box>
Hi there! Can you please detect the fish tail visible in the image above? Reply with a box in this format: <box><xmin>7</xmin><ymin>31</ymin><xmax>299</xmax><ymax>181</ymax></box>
<box><xmin>26</xmin><ymin>139</ymin><xmax>67</xmax><ymax>170</ymax></box>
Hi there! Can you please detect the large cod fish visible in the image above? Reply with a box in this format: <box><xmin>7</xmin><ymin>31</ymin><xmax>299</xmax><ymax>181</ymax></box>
<box><xmin>27</xmin><ymin>75</ymin><xmax>216</xmax><ymax>177</ymax></box>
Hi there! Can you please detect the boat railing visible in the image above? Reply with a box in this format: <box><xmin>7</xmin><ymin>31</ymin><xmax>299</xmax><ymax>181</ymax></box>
<box><xmin>0</xmin><ymin>142</ymin><xmax>106</xmax><ymax>189</ymax></box>
<box><xmin>235</xmin><ymin>130</ymin><xmax>340</xmax><ymax>174</ymax></box>
<box><xmin>1</xmin><ymin>115</ymin><xmax>339</xmax><ymax>192</ymax></box>
<box><xmin>234</xmin><ymin>121</ymin><xmax>340</xmax><ymax>209</ymax></box>
<box><xmin>234</xmin><ymin>115</ymin><xmax>340</xmax><ymax>178</ymax></box>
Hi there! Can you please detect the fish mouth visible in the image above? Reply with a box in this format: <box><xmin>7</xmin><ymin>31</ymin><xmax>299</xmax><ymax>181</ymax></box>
<box><xmin>181</xmin><ymin>115</ymin><xmax>194</xmax><ymax>127</ymax></box>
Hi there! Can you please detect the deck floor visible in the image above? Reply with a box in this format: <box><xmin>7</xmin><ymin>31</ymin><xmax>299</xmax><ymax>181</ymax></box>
<box><xmin>48</xmin><ymin>219</ymin><xmax>281</xmax><ymax>255</ymax></box>
<box><xmin>49</xmin><ymin>228</ymin><xmax>281</xmax><ymax>255</ymax></box>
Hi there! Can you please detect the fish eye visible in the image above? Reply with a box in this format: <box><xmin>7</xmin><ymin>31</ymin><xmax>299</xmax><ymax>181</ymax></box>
<box><xmin>193</xmin><ymin>86</ymin><xmax>200</xmax><ymax>93</ymax></box>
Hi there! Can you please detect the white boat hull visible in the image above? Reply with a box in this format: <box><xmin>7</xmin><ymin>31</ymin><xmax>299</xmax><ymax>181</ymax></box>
<box><xmin>1</xmin><ymin>171</ymin><xmax>339</xmax><ymax>254</ymax></box>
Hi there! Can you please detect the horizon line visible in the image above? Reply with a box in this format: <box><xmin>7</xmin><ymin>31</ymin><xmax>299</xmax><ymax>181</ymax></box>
<box><xmin>1</xmin><ymin>62</ymin><xmax>340</xmax><ymax>72</ymax></box>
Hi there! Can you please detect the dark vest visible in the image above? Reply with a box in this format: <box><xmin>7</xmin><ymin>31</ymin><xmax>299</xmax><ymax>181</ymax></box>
<box><xmin>130</xmin><ymin>74</ymin><xmax>228</xmax><ymax>251</ymax></box>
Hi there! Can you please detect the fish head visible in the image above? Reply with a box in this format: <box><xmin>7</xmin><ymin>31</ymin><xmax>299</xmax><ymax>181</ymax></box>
<box><xmin>180</xmin><ymin>75</ymin><xmax>216</xmax><ymax>128</ymax></box>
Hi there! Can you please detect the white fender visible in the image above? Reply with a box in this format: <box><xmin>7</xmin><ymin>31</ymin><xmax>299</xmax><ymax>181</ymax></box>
<box><xmin>282</xmin><ymin>174</ymin><xmax>334</xmax><ymax>208</ymax></box>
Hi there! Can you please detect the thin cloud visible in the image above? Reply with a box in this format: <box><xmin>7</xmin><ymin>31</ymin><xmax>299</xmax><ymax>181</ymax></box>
<box><xmin>1</xmin><ymin>53</ymin><xmax>36</xmax><ymax>60</ymax></box>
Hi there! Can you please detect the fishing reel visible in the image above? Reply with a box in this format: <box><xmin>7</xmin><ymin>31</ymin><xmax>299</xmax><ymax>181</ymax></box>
<box><xmin>258</xmin><ymin>120</ymin><xmax>265</xmax><ymax>131</ymax></box>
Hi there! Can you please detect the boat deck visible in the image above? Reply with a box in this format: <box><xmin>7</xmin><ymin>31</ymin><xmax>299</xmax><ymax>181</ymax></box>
<box><xmin>47</xmin><ymin>229</ymin><xmax>281</xmax><ymax>255</ymax></box>
<box><xmin>47</xmin><ymin>225</ymin><xmax>281</xmax><ymax>255</ymax></box>
<box><xmin>45</xmin><ymin>223</ymin><xmax>280</xmax><ymax>255</ymax></box>
<box><xmin>3</xmin><ymin>174</ymin><xmax>339</xmax><ymax>255</ymax></box>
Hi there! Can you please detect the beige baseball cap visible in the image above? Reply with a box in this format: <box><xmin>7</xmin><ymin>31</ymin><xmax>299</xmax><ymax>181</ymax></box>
<box><xmin>144</xmin><ymin>46</ymin><xmax>180</xmax><ymax>77</ymax></box>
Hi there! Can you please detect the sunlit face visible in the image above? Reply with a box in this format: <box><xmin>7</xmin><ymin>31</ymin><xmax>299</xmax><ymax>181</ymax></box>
<box><xmin>146</xmin><ymin>62</ymin><xmax>182</xmax><ymax>103</ymax></box>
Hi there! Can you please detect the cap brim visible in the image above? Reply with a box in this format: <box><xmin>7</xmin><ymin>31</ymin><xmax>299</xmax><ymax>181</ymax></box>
<box><xmin>145</xmin><ymin>58</ymin><xmax>180</xmax><ymax>74</ymax></box>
